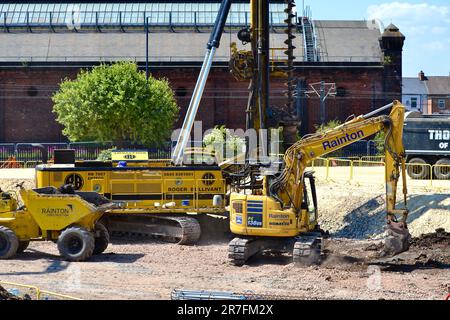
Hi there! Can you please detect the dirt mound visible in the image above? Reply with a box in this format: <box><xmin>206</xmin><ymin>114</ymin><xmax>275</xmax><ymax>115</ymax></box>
<box><xmin>366</xmin><ymin>229</ymin><xmax>450</xmax><ymax>269</ymax></box>
<box><xmin>410</xmin><ymin>228</ymin><xmax>450</xmax><ymax>249</ymax></box>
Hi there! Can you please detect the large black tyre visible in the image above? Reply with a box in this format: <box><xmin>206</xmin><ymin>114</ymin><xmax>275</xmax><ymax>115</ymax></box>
<box><xmin>406</xmin><ymin>158</ymin><xmax>429</xmax><ymax>179</ymax></box>
<box><xmin>0</xmin><ymin>226</ymin><xmax>19</xmax><ymax>259</ymax></box>
<box><xmin>433</xmin><ymin>158</ymin><xmax>450</xmax><ymax>180</ymax></box>
<box><xmin>17</xmin><ymin>241</ymin><xmax>30</xmax><ymax>254</ymax></box>
<box><xmin>57</xmin><ymin>227</ymin><xmax>95</xmax><ymax>262</ymax></box>
<box><xmin>93</xmin><ymin>222</ymin><xmax>109</xmax><ymax>255</ymax></box>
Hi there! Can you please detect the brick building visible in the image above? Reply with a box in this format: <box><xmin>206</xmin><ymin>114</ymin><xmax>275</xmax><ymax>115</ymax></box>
<box><xmin>0</xmin><ymin>1</ymin><xmax>404</xmax><ymax>143</ymax></box>
<box><xmin>402</xmin><ymin>71</ymin><xmax>450</xmax><ymax>115</ymax></box>
<box><xmin>425</xmin><ymin>76</ymin><xmax>450</xmax><ymax>115</ymax></box>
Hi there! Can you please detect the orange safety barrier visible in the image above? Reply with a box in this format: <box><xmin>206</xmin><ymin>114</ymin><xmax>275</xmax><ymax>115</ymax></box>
<box><xmin>0</xmin><ymin>157</ymin><xmax>24</xmax><ymax>168</ymax></box>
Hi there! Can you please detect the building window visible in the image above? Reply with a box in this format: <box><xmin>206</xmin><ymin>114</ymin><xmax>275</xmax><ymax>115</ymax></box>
<box><xmin>336</xmin><ymin>87</ymin><xmax>346</xmax><ymax>97</ymax></box>
<box><xmin>411</xmin><ymin>97</ymin><xmax>417</xmax><ymax>109</ymax></box>
<box><xmin>27</xmin><ymin>86</ymin><xmax>38</xmax><ymax>97</ymax></box>
<box><xmin>438</xmin><ymin>99</ymin><xmax>445</xmax><ymax>110</ymax></box>
<box><xmin>175</xmin><ymin>87</ymin><xmax>188</xmax><ymax>97</ymax></box>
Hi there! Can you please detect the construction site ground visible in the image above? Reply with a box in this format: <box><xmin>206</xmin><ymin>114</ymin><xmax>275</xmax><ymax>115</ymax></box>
<box><xmin>0</xmin><ymin>171</ymin><xmax>449</xmax><ymax>300</ymax></box>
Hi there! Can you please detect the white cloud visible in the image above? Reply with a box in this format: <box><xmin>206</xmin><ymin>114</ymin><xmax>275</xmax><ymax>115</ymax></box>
<box><xmin>424</xmin><ymin>40</ymin><xmax>446</xmax><ymax>51</ymax></box>
<box><xmin>367</xmin><ymin>2</ymin><xmax>450</xmax><ymax>36</ymax></box>
<box><xmin>367</xmin><ymin>2</ymin><xmax>450</xmax><ymax>76</ymax></box>
<box><xmin>431</xmin><ymin>26</ymin><xmax>447</xmax><ymax>35</ymax></box>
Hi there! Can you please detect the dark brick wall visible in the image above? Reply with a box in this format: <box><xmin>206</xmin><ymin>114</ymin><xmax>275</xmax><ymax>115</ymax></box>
<box><xmin>274</xmin><ymin>67</ymin><xmax>389</xmax><ymax>132</ymax></box>
<box><xmin>155</xmin><ymin>65</ymin><xmax>390</xmax><ymax>134</ymax></box>
<box><xmin>0</xmin><ymin>68</ymin><xmax>78</xmax><ymax>142</ymax></box>
<box><xmin>0</xmin><ymin>63</ymin><xmax>398</xmax><ymax>143</ymax></box>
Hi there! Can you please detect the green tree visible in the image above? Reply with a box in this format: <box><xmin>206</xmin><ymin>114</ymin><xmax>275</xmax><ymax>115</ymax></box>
<box><xmin>203</xmin><ymin>126</ymin><xmax>245</xmax><ymax>161</ymax></box>
<box><xmin>52</xmin><ymin>62</ymin><xmax>179</xmax><ymax>147</ymax></box>
<box><xmin>374</xmin><ymin>131</ymin><xmax>386</xmax><ymax>155</ymax></box>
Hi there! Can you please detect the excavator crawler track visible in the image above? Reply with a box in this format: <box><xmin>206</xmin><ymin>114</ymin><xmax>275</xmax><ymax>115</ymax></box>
<box><xmin>228</xmin><ymin>233</ymin><xmax>324</xmax><ymax>266</ymax></box>
<box><xmin>293</xmin><ymin>233</ymin><xmax>323</xmax><ymax>266</ymax></box>
<box><xmin>228</xmin><ymin>237</ymin><xmax>296</xmax><ymax>266</ymax></box>
<box><xmin>107</xmin><ymin>214</ymin><xmax>201</xmax><ymax>245</ymax></box>
<box><xmin>228</xmin><ymin>238</ymin><xmax>255</xmax><ymax>266</ymax></box>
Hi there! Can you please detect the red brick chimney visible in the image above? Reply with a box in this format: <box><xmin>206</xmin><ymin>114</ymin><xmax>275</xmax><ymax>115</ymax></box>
<box><xmin>418</xmin><ymin>70</ymin><xmax>427</xmax><ymax>81</ymax></box>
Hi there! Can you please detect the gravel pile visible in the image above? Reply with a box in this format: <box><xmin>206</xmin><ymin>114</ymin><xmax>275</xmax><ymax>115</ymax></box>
<box><xmin>0</xmin><ymin>179</ymin><xmax>34</xmax><ymax>192</ymax></box>
<box><xmin>315</xmin><ymin>181</ymin><xmax>449</xmax><ymax>239</ymax></box>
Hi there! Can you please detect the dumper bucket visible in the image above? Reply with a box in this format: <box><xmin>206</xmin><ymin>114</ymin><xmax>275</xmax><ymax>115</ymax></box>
<box><xmin>19</xmin><ymin>189</ymin><xmax>112</xmax><ymax>232</ymax></box>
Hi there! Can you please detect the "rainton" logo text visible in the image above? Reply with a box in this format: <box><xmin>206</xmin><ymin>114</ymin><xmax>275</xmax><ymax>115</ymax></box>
<box><xmin>323</xmin><ymin>130</ymin><xmax>365</xmax><ymax>151</ymax></box>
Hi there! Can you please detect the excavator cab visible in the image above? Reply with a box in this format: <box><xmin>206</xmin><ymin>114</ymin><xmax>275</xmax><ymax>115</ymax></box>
<box><xmin>228</xmin><ymin>171</ymin><xmax>322</xmax><ymax>266</ymax></box>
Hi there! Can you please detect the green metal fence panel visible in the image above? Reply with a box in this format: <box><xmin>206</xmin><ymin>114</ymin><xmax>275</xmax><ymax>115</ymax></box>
<box><xmin>16</xmin><ymin>143</ymin><xmax>68</xmax><ymax>162</ymax></box>
<box><xmin>0</xmin><ymin>144</ymin><xmax>15</xmax><ymax>161</ymax></box>
<box><xmin>68</xmin><ymin>142</ymin><xmax>113</xmax><ymax>160</ymax></box>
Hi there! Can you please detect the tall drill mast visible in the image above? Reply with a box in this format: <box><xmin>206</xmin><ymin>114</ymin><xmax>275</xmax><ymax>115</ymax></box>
<box><xmin>173</xmin><ymin>0</ymin><xmax>299</xmax><ymax>165</ymax></box>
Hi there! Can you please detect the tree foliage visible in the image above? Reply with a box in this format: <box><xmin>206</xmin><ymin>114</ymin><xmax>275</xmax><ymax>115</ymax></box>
<box><xmin>203</xmin><ymin>126</ymin><xmax>245</xmax><ymax>160</ymax></box>
<box><xmin>374</xmin><ymin>131</ymin><xmax>386</xmax><ymax>155</ymax></box>
<box><xmin>52</xmin><ymin>62</ymin><xmax>179</xmax><ymax>146</ymax></box>
<box><xmin>314</xmin><ymin>119</ymin><xmax>342</xmax><ymax>134</ymax></box>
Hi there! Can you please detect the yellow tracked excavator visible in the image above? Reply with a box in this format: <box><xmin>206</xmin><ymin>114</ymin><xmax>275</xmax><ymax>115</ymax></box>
<box><xmin>228</xmin><ymin>101</ymin><xmax>411</xmax><ymax>265</ymax></box>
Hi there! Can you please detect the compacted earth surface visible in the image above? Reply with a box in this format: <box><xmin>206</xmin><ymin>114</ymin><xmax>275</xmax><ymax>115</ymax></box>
<box><xmin>0</xmin><ymin>236</ymin><xmax>448</xmax><ymax>300</ymax></box>
<box><xmin>0</xmin><ymin>175</ymin><xmax>448</xmax><ymax>300</ymax></box>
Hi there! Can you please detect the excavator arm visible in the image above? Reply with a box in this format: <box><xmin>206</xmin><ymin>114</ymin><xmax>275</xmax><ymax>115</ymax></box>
<box><xmin>267</xmin><ymin>100</ymin><xmax>410</xmax><ymax>254</ymax></box>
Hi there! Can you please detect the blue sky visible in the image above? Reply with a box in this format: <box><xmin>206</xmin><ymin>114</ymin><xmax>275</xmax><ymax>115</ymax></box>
<box><xmin>301</xmin><ymin>0</ymin><xmax>449</xmax><ymax>77</ymax></box>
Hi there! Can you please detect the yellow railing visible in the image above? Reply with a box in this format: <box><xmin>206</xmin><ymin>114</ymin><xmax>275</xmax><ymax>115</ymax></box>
<box><xmin>0</xmin><ymin>280</ymin><xmax>81</xmax><ymax>300</ymax></box>
<box><xmin>309</xmin><ymin>157</ymin><xmax>450</xmax><ymax>190</ymax></box>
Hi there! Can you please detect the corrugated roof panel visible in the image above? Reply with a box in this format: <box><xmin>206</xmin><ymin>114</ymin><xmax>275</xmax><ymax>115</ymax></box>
<box><xmin>0</xmin><ymin>2</ymin><xmax>288</xmax><ymax>26</ymax></box>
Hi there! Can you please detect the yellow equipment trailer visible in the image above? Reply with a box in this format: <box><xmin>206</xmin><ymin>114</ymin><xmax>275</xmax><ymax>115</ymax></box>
<box><xmin>0</xmin><ymin>185</ymin><xmax>113</xmax><ymax>261</ymax></box>
<box><xmin>35</xmin><ymin>163</ymin><xmax>227</xmax><ymax>244</ymax></box>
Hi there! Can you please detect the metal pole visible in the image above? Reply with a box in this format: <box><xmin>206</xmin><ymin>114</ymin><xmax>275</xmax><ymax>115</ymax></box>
<box><xmin>171</xmin><ymin>0</ymin><xmax>232</xmax><ymax>165</ymax></box>
<box><xmin>171</xmin><ymin>47</ymin><xmax>217</xmax><ymax>165</ymax></box>
<box><xmin>145</xmin><ymin>17</ymin><xmax>149</xmax><ymax>81</ymax></box>
<box><xmin>320</xmin><ymin>80</ymin><xmax>325</xmax><ymax>123</ymax></box>
<box><xmin>362</xmin><ymin>102</ymin><xmax>394</xmax><ymax>119</ymax></box>
<box><xmin>371</xmin><ymin>82</ymin><xmax>376</xmax><ymax>111</ymax></box>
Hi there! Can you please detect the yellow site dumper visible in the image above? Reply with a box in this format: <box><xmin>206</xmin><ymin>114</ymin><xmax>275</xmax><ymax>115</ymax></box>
<box><xmin>0</xmin><ymin>184</ymin><xmax>114</xmax><ymax>261</ymax></box>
